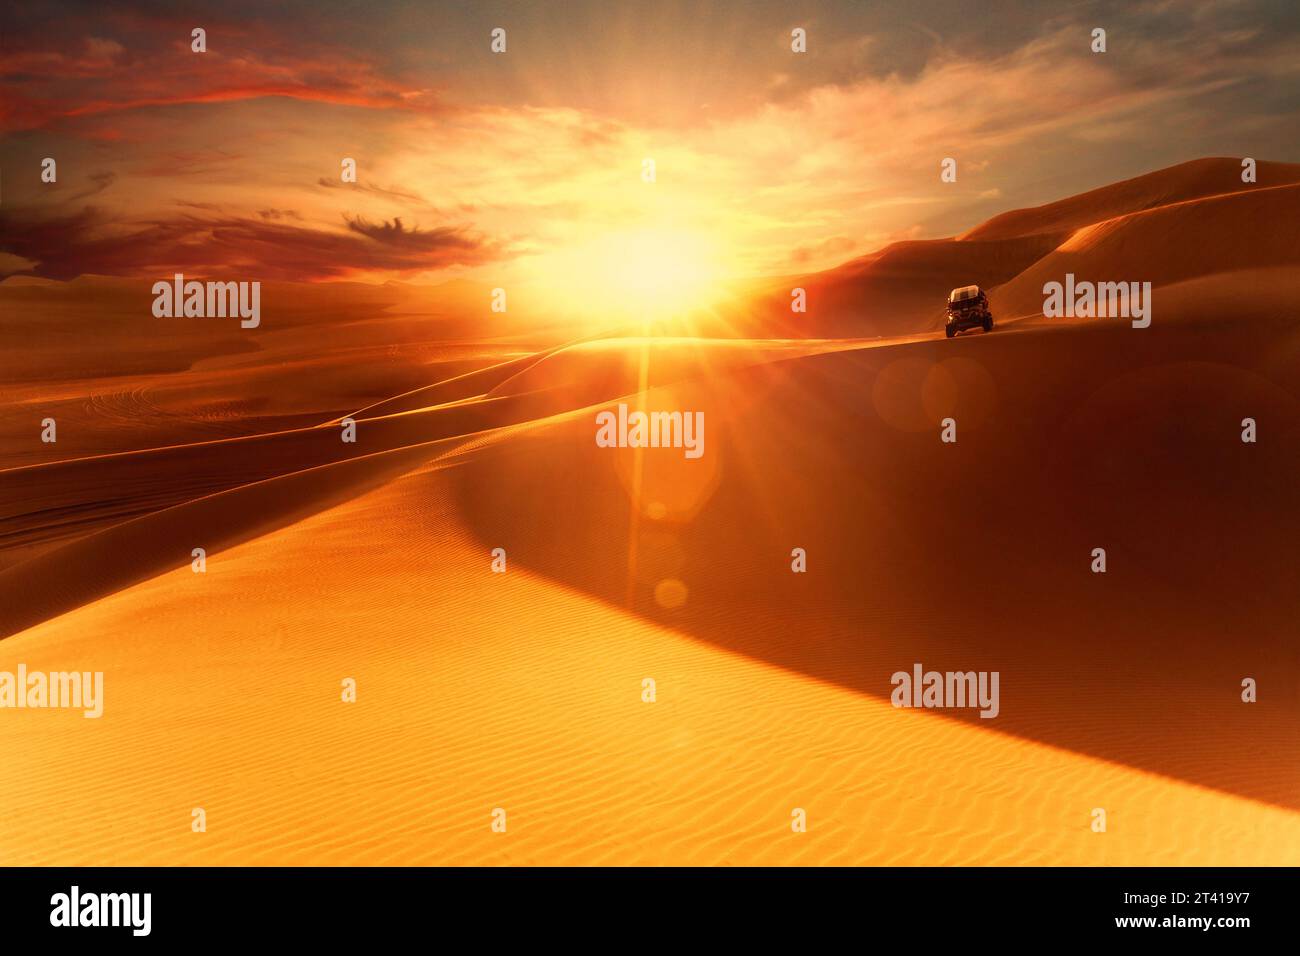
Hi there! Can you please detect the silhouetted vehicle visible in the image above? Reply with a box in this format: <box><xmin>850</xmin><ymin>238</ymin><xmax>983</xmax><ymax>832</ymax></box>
<box><xmin>945</xmin><ymin>285</ymin><xmax>994</xmax><ymax>337</ymax></box>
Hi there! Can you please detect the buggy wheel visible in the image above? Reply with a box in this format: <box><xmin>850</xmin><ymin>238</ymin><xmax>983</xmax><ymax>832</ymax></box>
<box><xmin>982</xmin><ymin>314</ymin><xmax>993</xmax><ymax>332</ymax></box>
<box><xmin>945</xmin><ymin>324</ymin><xmax>956</xmax><ymax>338</ymax></box>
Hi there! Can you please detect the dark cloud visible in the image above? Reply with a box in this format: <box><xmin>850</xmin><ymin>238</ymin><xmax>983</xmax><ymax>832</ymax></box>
<box><xmin>0</xmin><ymin>206</ymin><xmax>503</xmax><ymax>281</ymax></box>
<box><xmin>343</xmin><ymin>215</ymin><xmax>481</xmax><ymax>254</ymax></box>
<box><xmin>257</xmin><ymin>208</ymin><xmax>303</xmax><ymax>221</ymax></box>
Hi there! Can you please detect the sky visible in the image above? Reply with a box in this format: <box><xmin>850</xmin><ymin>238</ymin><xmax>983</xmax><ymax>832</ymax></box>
<box><xmin>2</xmin><ymin>0</ymin><xmax>1298</xmax><ymax>314</ymax></box>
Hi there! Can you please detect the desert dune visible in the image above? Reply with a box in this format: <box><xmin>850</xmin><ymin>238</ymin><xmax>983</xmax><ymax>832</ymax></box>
<box><xmin>2</xmin><ymin>159</ymin><xmax>1298</xmax><ymax>865</ymax></box>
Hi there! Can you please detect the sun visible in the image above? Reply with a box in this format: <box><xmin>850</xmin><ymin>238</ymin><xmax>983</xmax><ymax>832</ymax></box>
<box><xmin>532</xmin><ymin>227</ymin><xmax>725</xmax><ymax>323</ymax></box>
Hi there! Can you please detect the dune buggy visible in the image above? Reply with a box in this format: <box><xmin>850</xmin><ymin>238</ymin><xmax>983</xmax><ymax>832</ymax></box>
<box><xmin>945</xmin><ymin>285</ymin><xmax>994</xmax><ymax>337</ymax></box>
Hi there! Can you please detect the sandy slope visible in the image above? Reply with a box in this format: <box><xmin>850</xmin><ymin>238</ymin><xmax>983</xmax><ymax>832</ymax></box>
<box><xmin>961</xmin><ymin>157</ymin><xmax>1300</xmax><ymax>241</ymax></box>
<box><xmin>1</xmin><ymin>460</ymin><xmax>1295</xmax><ymax>866</ymax></box>
<box><xmin>990</xmin><ymin>183</ymin><xmax>1300</xmax><ymax>320</ymax></box>
<box><xmin>2</xmin><ymin>311</ymin><xmax>1298</xmax><ymax>865</ymax></box>
<box><xmin>0</xmin><ymin>338</ymin><xmax>838</xmax><ymax>575</ymax></box>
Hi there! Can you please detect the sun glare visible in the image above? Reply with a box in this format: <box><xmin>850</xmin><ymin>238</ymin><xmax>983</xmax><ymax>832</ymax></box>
<box><xmin>533</xmin><ymin>227</ymin><xmax>725</xmax><ymax>323</ymax></box>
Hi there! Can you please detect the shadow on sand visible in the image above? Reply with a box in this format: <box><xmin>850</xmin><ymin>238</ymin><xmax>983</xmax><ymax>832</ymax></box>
<box><xmin>453</xmin><ymin>317</ymin><xmax>1300</xmax><ymax>811</ymax></box>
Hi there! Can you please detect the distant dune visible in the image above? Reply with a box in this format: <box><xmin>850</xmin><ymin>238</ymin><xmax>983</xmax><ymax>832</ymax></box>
<box><xmin>961</xmin><ymin>157</ymin><xmax>1300</xmax><ymax>241</ymax></box>
<box><xmin>724</xmin><ymin>157</ymin><xmax>1300</xmax><ymax>337</ymax></box>
<box><xmin>2</xmin><ymin>158</ymin><xmax>1298</xmax><ymax>865</ymax></box>
<box><xmin>991</xmin><ymin>182</ymin><xmax>1300</xmax><ymax>320</ymax></box>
